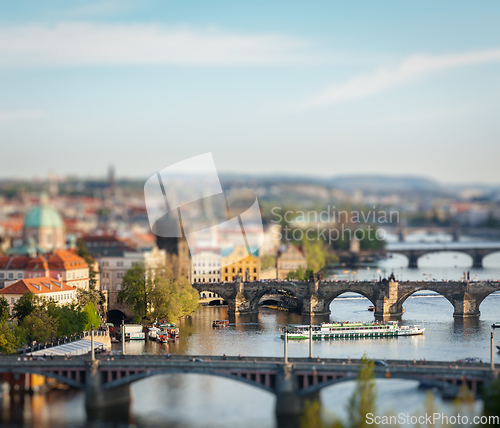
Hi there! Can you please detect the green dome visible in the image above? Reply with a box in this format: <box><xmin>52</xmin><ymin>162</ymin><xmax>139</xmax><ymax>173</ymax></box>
<box><xmin>25</xmin><ymin>204</ymin><xmax>63</xmax><ymax>229</ymax></box>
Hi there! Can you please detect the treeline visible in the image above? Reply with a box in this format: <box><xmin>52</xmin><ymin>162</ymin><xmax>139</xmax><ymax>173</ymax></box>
<box><xmin>0</xmin><ymin>291</ymin><xmax>101</xmax><ymax>354</ymax></box>
<box><xmin>118</xmin><ymin>255</ymin><xmax>199</xmax><ymax>324</ymax></box>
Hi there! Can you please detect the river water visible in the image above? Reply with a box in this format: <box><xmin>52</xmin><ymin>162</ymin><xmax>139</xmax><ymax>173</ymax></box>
<box><xmin>1</xmin><ymin>247</ymin><xmax>500</xmax><ymax>427</ymax></box>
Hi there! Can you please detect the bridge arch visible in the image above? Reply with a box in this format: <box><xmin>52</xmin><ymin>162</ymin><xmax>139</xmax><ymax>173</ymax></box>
<box><xmin>482</xmin><ymin>251</ymin><xmax>500</xmax><ymax>267</ymax></box>
<box><xmin>108</xmin><ymin>309</ymin><xmax>128</xmax><ymax>325</ymax></box>
<box><xmin>299</xmin><ymin>371</ymin><xmax>457</xmax><ymax>396</ymax></box>
<box><xmin>416</xmin><ymin>251</ymin><xmax>473</xmax><ymax>268</ymax></box>
<box><xmin>6</xmin><ymin>368</ymin><xmax>84</xmax><ymax>390</ymax></box>
<box><xmin>473</xmin><ymin>289</ymin><xmax>500</xmax><ymax>315</ymax></box>
<box><xmin>396</xmin><ymin>288</ymin><xmax>456</xmax><ymax>315</ymax></box>
<box><xmin>247</xmin><ymin>285</ymin><xmax>303</xmax><ymax>312</ymax></box>
<box><xmin>101</xmin><ymin>368</ymin><xmax>276</xmax><ymax>394</ymax></box>
<box><xmin>324</xmin><ymin>289</ymin><xmax>377</xmax><ymax>311</ymax></box>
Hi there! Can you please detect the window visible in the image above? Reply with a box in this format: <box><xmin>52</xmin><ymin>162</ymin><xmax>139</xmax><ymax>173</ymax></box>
<box><xmin>117</xmin><ymin>261</ymin><xmax>123</xmax><ymax>267</ymax></box>
<box><xmin>11</xmin><ymin>298</ymin><xmax>15</xmax><ymax>304</ymax></box>
<box><xmin>8</xmin><ymin>273</ymin><xmax>14</xmax><ymax>279</ymax></box>
<box><xmin>253</xmin><ymin>268</ymin><xmax>256</xmax><ymax>273</ymax></box>
<box><xmin>0</xmin><ymin>273</ymin><xmax>4</xmax><ymax>279</ymax></box>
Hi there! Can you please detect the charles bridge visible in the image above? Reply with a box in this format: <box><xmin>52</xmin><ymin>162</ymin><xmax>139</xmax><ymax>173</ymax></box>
<box><xmin>192</xmin><ymin>279</ymin><xmax>500</xmax><ymax>318</ymax></box>
<box><xmin>1</xmin><ymin>354</ymin><xmax>497</xmax><ymax>428</ymax></box>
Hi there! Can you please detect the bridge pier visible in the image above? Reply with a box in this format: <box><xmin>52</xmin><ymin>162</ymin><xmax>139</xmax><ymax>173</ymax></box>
<box><xmin>85</xmin><ymin>361</ymin><xmax>131</xmax><ymax>411</ymax></box>
<box><xmin>407</xmin><ymin>253</ymin><xmax>419</xmax><ymax>268</ymax></box>
<box><xmin>374</xmin><ymin>281</ymin><xmax>403</xmax><ymax>318</ymax></box>
<box><xmin>472</xmin><ymin>252</ymin><xmax>483</xmax><ymax>269</ymax></box>
<box><xmin>452</xmin><ymin>294</ymin><xmax>480</xmax><ymax>318</ymax></box>
<box><xmin>301</xmin><ymin>295</ymin><xmax>331</xmax><ymax>316</ymax></box>
<box><xmin>275</xmin><ymin>364</ymin><xmax>321</xmax><ymax>428</ymax></box>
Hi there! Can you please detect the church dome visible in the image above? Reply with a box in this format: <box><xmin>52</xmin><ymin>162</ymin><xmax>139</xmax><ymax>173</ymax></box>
<box><xmin>25</xmin><ymin>202</ymin><xmax>63</xmax><ymax>229</ymax></box>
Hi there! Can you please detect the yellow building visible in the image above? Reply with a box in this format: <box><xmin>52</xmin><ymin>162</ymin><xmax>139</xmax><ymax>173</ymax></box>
<box><xmin>221</xmin><ymin>246</ymin><xmax>260</xmax><ymax>282</ymax></box>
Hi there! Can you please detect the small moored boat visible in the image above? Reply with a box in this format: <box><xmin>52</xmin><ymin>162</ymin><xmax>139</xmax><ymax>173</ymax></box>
<box><xmin>213</xmin><ymin>320</ymin><xmax>229</xmax><ymax>328</ymax></box>
<box><xmin>367</xmin><ymin>306</ymin><xmax>375</xmax><ymax>312</ymax></box>
<box><xmin>148</xmin><ymin>327</ymin><xmax>161</xmax><ymax>341</ymax></box>
<box><xmin>491</xmin><ymin>322</ymin><xmax>500</xmax><ymax>329</ymax></box>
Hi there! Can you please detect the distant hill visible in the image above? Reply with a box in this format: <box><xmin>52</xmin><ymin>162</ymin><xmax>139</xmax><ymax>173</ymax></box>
<box><xmin>329</xmin><ymin>175</ymin><xmax>441</xmax><ymax>192</ymax></box>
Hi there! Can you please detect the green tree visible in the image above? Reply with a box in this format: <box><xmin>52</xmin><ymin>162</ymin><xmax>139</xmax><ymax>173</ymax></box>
<box><xmin>0</xmin><ymin>321</ymin><xmax>18</xmax><ymax>354</ymax></box>
<box><xmin>83</xmin><ymin>302</ymin><xmax>101</xmax><ymax>331</ymax></box>
<box><xmin>51</xmin><ymin>304</ymin><xmax>88</xmax><ymax>337</ymax></box>
<box><xmin>18</xmin><ymin>310</ymin><xmax>58</xmax><ymax>344</ymax></box>
<box><xmin>77</xmin><ymin>287</ymin><xmax>104</xmax><ymax>315</ymax></box>
<box><xmin>151</xmin><ymin>275</ymin><xmax>198</xmax><ymax>322</ymax></box>
<box><xmin>118</xmin><ymin>264</ymin><xmax>153</xmax><ymax>318</ymax></box>
<box><xmin>347</xmin><ymin>356</ymin><xmax>376</xmax><ymax>428</ymax></box>
<box><xmin>13</xmin><ymin>292</ymin><xmax>40</xmax><ymax>322</ymax></box>
<box><xmin>303</xmin><ymin>239</ymin><xmax>326</xmax><ymax>273</ymax></box>
<box><xmin>483</xmin><ymin>379</ymin><xmax>500</xmax><ymax>426</ymax></box>
<box><xmin>287</xmin><ymin>266</ymin><xmax>306</xmax><ymax>281</ymax></box>
<box><xmin>118</xmin><ymin>257</ymin><xmax>198</xmax><ymax>322</ymax></box>
<box><xmin>0</xmin><ymin>296</ymin><xmax>10</xmax><ymax>322</ymax></box>
<box><xmin>261</xmin><ymin>254</ymin><xmax>276</xmax><ymax>270</ymax></box>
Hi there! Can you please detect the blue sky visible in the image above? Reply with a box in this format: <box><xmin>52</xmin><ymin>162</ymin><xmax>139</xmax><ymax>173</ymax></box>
<box><xmin>0</xmin><ymin>1</ymin><xmax>498</xmax><ymax>183</ymax></box>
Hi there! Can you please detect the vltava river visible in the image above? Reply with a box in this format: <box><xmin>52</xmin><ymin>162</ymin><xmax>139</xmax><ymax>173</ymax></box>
<box><xmin>1</xmin><ymin>250</ymin><xmax>500</xmax><ymax>427</ymax></box>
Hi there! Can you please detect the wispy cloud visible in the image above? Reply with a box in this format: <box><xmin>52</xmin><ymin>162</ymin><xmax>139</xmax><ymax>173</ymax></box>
<box><xmin>0</xmin><ymin>23</ymin><xmax>310</xmax><ymax>67</ymax></box>
<box><xmin>0</xmin><ymin>110</ymin><xmax>45</xmax><ymax>124</ymax></box>
<box><xmin>300</xmin><ymin>49</ymin><xmax>500</xmax><ymax>109</ymax></box>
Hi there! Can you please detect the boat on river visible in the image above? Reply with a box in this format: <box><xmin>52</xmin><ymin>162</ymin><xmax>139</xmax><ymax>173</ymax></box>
<box><xmin>148</xmin><ymin>327</ymin><xmax>161</xmax><ymax>341</ymax></box>
<box><xmin>157</xmin><ymin>323</ymin><xmax>179</xmax><ymax>342</ymax></box>
<box><xmin>492</xmin><ymin>322</ymin><xmax>500</xmax><ymax>329</ymax></box>
<box><xmin>281</xmin><ymin>320</ymin><xmax>425</xmax><ymax>340</ymax></box>
<box><xmin>212</xmin><ymin>320</ymin><xmax>229</xmax><ymax>327</ymax></box>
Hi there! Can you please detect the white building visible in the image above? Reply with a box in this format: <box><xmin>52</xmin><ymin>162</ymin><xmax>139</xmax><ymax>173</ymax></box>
<box><xmin>191</xmin><ymin>250</ymin><xmax>221</xmax><ymax>283</ymax></box>
<box><xmin>0</xmin><ymin>277</ymin><xmax>77</xmax><ymax>317</ymax></box>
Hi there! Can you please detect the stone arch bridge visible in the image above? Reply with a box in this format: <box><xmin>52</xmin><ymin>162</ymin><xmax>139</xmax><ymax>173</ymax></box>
<box><xmin>385</xmin><ymin>242</ymin><xmax>500</xmax><ymax>268</ymax></box>
<box><xmin>192</xmin><ymin>280</ymin><xmax>500</xmax><ymax>318</ymax></box>
<box><xmin>1</xmin><ymin>355</ymin><xmax>497</xmax><ymax>428</ymax></box>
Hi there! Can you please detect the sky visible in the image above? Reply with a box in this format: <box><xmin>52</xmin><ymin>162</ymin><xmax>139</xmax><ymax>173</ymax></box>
<box><xmin>0</xmin><ymin>1</ymin><xmax>499</xmax><ymax>184</ymax></box>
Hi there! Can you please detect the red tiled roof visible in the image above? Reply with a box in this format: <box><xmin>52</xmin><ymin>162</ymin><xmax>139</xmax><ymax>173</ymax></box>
<box><xmin>26</xmin><ymin>256</ymin><xmax>49</xmax><ymax>271</ymax></box>
<box><xmin>0</xmin><ymin>277</ymin><xmax>74</xmax><ymax>295</ymax></box>
<box><xmin>46</xmin><ymin>250</ymin><xmax>87</xmax><ymax>270</ymax></box>
<box><xmin>0</xmin><ymin>255</ymin><xmax>31</xmax><ymax>270</ymax></box>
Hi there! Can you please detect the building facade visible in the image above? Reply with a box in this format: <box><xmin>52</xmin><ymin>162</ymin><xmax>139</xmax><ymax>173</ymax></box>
<box><xmin>0</xmin><ymin>277</ymin><xmax>77</xmax><ymax>317</ymax></box>
<box><xmin>276</xmin><ymin>245</ymin><xmax>306</xmax><ymax>279</ymax></box>
<box><xmin>221</xmin><ymin>246</ymin><xmax>260</xmax><ymax>282</ymax></box>
<box><xmin>0</xmin><ymin>250</ymin><xmax>91</xmax><ymax>290</ymax></box>
<box><xmin>191</xmin><ymin>250</ymin><xmax>221</xmax><ymax>283</ymax></box>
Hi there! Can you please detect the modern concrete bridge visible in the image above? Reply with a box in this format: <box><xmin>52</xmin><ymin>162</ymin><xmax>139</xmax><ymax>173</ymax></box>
<box><xmin>385</xmin><ymin>241</ymin><xmax>500</xmax><ymax>268</ymax></box>
<box><xmin>192</xmin><ymin>279</ymin><xmax>500</xmax><ymax>317</ymax></box>
<box><xmin>1</xmin><ymin>355</ymin><xmax>497</xmax><ymax>428</ymax></box>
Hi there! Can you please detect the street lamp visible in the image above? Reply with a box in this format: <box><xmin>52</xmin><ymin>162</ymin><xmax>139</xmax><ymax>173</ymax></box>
<box><xmin>283</xmin><ymin>326</ymin><xmax>288</xmax><ymax>364</ymax></box>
